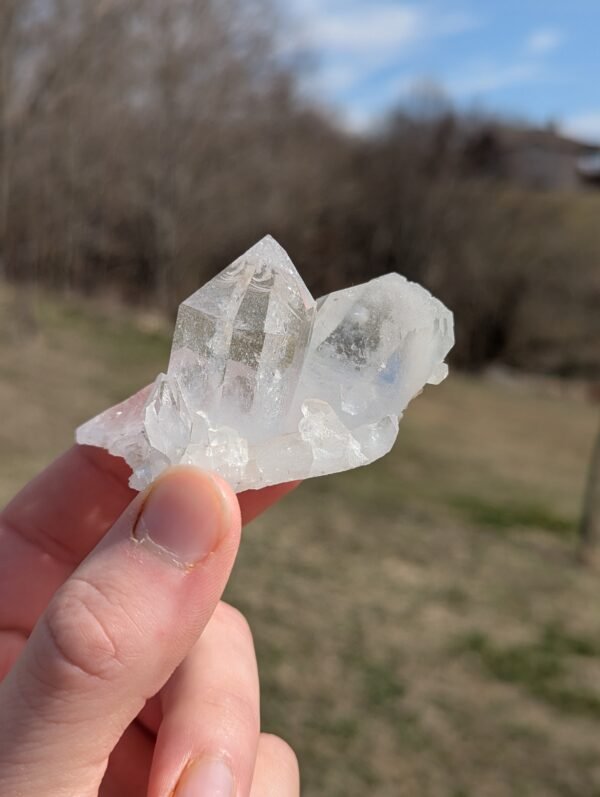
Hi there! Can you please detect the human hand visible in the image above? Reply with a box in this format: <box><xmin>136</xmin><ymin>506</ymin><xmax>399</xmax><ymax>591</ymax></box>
<box><xmin>0</xmin><ymin>445</ymin><xmax>299</xmax><ymax>796</ymax></box>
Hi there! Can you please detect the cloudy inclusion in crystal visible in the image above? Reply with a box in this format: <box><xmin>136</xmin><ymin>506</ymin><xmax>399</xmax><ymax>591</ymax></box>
<box><xmin>77</xmin><ymin>235</ymin><xmax>454</xmax><ymax>491</ymax></box>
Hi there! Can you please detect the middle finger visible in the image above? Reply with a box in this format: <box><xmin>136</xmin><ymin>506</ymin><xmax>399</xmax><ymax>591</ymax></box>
<box><xmin>147</xmin><ymin>601</ymin><xmax>261</xmax><ymax>797</ymax></box>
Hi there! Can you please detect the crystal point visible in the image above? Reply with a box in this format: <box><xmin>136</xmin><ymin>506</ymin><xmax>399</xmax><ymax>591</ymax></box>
<box><xmin>77</xmin><ymin>237</ymin><xmax>454</xmax><ymax>491</ymax></box>
<box><xmin>169</xmin><ymin>235</ymin><xmax>315</xmax><ymax>442</ymax></box>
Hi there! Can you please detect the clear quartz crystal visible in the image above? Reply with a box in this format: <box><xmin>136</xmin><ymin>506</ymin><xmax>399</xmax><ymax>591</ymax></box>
<box><xmin>169</xmin><ymin>236</ymin><xmax>315</xmax><ymax>443</ymax></box>
<box><xmin>77</xmin><ymin>235</ymin><xmax>454</xmax><ymax>491</ymax></box>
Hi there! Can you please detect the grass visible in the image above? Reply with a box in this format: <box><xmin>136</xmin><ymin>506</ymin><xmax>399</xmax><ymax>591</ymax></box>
<box><xmin>1</xmin><ymin>282</ymin><xmax>600</xmax><ymax>796</ymax></box>
<box><xmin>450</xmin><ymin>495</ymin><xmax>575</xmax><ymax>535</ymax></box>
<box><xmin>459</xmin><ymin>625</ymin><xmax>600</xmax><ymax>719</ymax></box>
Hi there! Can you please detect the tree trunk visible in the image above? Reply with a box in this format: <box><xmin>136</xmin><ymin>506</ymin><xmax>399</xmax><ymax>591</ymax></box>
<box><xmin>0</xmin><ymin>7</ymin><xmax>15</xmax><ymax>277</ymax></box>
<box><xmin>580</xmin><ymin>417</ymin><xmax>600</xmax><ymax>566</ymax></box>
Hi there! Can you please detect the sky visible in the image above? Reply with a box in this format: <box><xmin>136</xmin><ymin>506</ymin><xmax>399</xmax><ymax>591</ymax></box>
<box><xmin>286</xmin><ymin>0</ymin><xmax>600</xmax><ymax>141</ymax></box>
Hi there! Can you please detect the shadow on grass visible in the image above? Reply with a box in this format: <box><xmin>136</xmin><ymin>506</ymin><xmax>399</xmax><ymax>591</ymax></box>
<box><xmin>457</xmin><ymin>624</ymin><xmax>600</xmax><ymax>719</ymax></box>
<box><xmin>450</xmin><ymin>494</ymin><xmax>575</xmax><ymax>535</ymax></box>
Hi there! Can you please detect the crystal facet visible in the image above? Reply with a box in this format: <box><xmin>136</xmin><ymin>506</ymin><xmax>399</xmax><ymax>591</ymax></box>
<box><xmin>77</xmin><ymin>236</ymin><xmax>454</xmax><ymax>491</ymax></box>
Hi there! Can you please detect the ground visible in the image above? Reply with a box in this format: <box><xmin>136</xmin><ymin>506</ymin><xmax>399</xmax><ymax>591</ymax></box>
<box><xmin>1</xmin><ymin>283</ymin><xmax>599</xmax><ymax>797</ymax></box>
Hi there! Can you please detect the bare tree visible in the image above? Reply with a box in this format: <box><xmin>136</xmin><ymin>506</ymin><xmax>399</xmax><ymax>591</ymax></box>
<box><xmin>0</xmin><ymin>0</ymin><xmax>598</xmax><ymax>380</ymax></box>
<box><xmin>0</xmin><ymin>0</ymin><xmax>26</xmax><ymax>274</ymax></box>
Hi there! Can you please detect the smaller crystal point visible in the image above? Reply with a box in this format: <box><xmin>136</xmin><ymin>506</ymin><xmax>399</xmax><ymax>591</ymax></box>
<box><xmin>295</xmin><ymin>273</ymin><xmax>453</xmax><ymax>426</ymax></box>
<box><xmin>76</xmin><ymin>237</ymin><xmax>454</xmax><ymax>491</ymax></box>
<box><xmin>144</xmin><ymin>374</ymin><xmax>191</xmax><ymax>462</ymax></box>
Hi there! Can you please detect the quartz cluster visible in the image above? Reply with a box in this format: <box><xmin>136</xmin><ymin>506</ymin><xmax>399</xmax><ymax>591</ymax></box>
<box><xmin>77</xmin><ymin>236</ymin><xmax>454</xmax><ymax>491</ymax></box>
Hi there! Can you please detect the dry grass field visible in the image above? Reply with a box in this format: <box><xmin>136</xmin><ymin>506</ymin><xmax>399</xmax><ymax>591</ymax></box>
<box><xmin>1</xmin><ymin>283</ymin><xmax>599</xmax><ymax>796</ymax></box>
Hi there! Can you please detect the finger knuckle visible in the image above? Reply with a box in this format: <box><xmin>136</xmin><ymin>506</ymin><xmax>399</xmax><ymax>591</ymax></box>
<box><xmin>205</xmin><ymin>686</ymin><xmax>259</xmax><ymax>736</ymax></box>
<box><xmin>41</xmin><ymin>577</ymin><xmax>127</xmax><ymax>685</ymax></box>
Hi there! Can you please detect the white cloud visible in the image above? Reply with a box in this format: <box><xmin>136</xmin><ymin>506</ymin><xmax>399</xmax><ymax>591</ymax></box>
<box><xmin>317</xmin><ymin>62</ymin><xmax>367</xmax><ymax>94</ymax></box>
<box><xmin>562</xmin><ymin>112</ymin><xmax>600</xmax><ymax>144</ymax></box>
<box><xmin>290</xmin><ymin>1</ymin><xmax>478</xmax><ymax>58</ymax></box>
<box><xmin>526</xmin><ymin>28</ymin><xmax>563</xmax><ymax>55</ymax></box>
<box><xmin>447</xmin><ymin>61</ymin><xmax>541</xmax><ymax>96</ymax></box>
<box><xmin>290</xmin><ymin>1</ymin><xmax>479</xmax><ymax>106</ymax></box>
<box><xmin>310</xmin><ymin>5</ymin><xmax>423</xmax><ymax>52</ymax></box>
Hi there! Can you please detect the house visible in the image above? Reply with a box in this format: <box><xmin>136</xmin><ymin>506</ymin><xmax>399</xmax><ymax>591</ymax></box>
<box><xmin>577</xmin><ymin>152</ymin><xmax>600</xmax><ymax>186</ymax></box>
<box><xmin>463</xmin><ymin>123</ymin><xmax>600</xmax><ymax>191</ymax></box>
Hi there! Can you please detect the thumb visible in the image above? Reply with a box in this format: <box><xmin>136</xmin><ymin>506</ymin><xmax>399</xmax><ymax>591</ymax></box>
<box><xmin>0</xmin><ymin>466</ymin><xmax>241</xmax><ymax>797</ymax></box>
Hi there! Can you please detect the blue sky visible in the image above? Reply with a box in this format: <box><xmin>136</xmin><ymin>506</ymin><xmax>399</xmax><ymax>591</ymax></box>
<box><xmin>286</xmin><ymin>0</ymin><xmax>600</xmax><ymax>141</ymax></box>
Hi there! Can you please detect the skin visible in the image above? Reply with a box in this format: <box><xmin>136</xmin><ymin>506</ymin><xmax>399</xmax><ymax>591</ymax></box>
<box><xmin>0</xmin><ymin>444</ymin><xmax>301</xmax><ymax>796</ymax></box>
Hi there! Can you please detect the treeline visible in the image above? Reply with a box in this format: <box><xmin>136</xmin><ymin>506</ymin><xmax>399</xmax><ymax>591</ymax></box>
<box><xmin>1</xmin><ymin>0</ymin><xmax>599</xmax><ymax>375</ymax></box>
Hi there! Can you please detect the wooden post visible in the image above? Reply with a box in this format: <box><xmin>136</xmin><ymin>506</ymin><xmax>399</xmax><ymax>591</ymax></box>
<box><xmin>580</xmin><ymin>403</ymin><xmax>600</xmax><ymax>566</ymax></box>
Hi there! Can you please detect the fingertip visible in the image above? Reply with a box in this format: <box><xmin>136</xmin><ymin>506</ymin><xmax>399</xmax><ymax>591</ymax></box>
<box><xmin>250</xmin><ymin>734</ymin><xmax>300</xmax><ymax>797</ymax></box>
<box><xmin>134</xmin><ymin>467</ymin><xmax>242</xmax><ymax>569</ymax></box>
<box><xmin>206</xmin><ymin>470</ymin><xmax>243</xmax><ymax>535</ymax></box>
